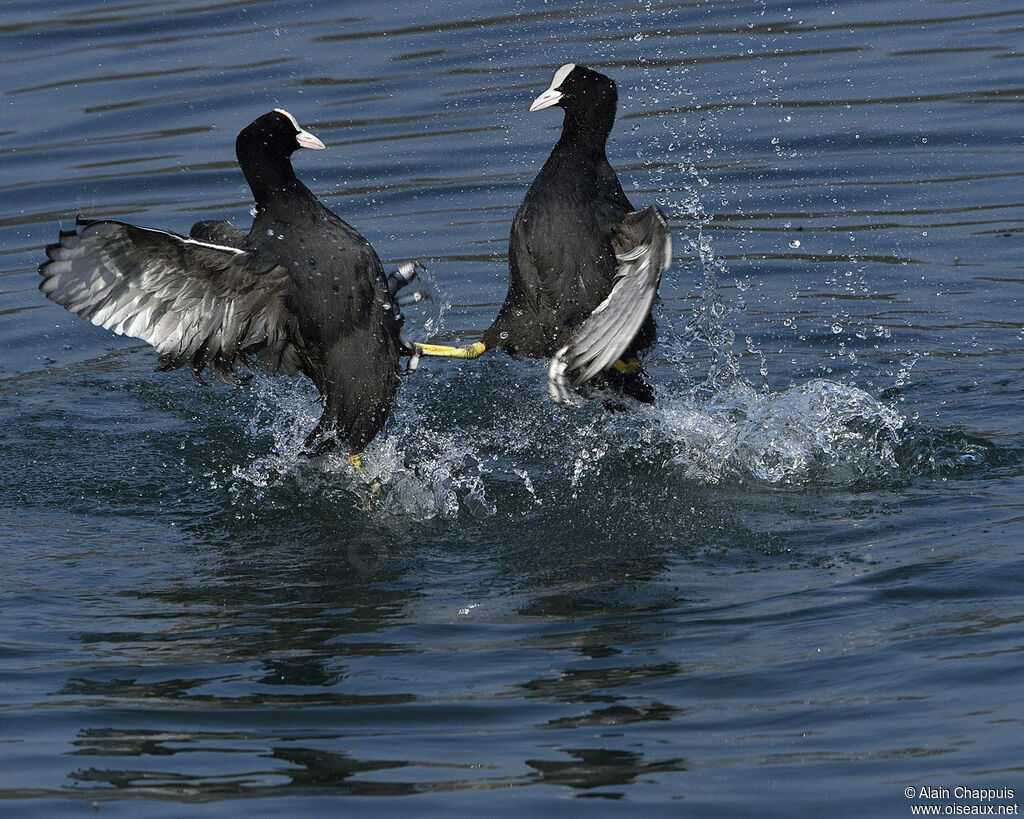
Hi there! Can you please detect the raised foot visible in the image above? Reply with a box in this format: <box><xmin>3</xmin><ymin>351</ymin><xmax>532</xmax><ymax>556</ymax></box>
<box><xmin>406</xmin><ymin>340</ymin><xmax>487</xmax><ymax>373</ymax></box>
<box><xmin>413</xmin><ymin>341</ymin><xmax>486</xmax><ymax>359</ymax></box>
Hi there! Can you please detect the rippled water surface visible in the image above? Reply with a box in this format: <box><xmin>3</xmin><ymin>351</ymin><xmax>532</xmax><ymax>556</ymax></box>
<box><xmin>1</xmin><ymin>0</ymin><xmax>1022</xmax><ymax>814</ymax></box>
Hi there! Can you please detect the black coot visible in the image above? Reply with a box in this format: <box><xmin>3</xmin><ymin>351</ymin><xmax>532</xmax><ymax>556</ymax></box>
<box><xmin>40</xmin><ymin>109</ymin><xmax>414</xmax><ymax>462</ymax></box>
<box><xmin>413</xmin><ymin>64</ymin><xmax>671</xmax><ymax>404</ymax></box>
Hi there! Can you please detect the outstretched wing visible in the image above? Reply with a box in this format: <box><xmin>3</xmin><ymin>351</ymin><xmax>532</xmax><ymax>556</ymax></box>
<box><xmin>547</xmin><ymin>205</ymin><xmax>672</xmax><ymax>402</ymax></box>
<box><xmin>39</xmin><ymin>218</ymin><xmax>301</xmax><ymax>383</ymax></box>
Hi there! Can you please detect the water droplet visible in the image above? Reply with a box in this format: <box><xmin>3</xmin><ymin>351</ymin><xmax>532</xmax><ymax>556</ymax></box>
<box><xmin>832</xmin><ymin>323</ymin><xmax>843</xmax><ymax>334</ymax></box>
<box><xmin>499</xmin><ymin>331</ymin><xmax>509</xmax><ymax>340</ymax></box>
<box><xmin>789</xmin><ymin>239</ymin><xmax>801</xmax><ymax>249</ymax></box>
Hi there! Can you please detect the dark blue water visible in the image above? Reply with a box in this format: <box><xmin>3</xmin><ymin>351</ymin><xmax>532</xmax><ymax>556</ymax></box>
<box><xmin>2</xmin><ymin>0</ymin><xmax>1022</xmax><ymax>814</ymax></box>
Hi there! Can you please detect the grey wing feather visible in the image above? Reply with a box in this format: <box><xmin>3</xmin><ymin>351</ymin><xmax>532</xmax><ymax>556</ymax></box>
<box><xmin>39</xmin><ymin>218</ymin><xmax>300</xmax><ymax>384</ymax></box>
<box><xmin>547</xmin><ymin>205</ymin><xmax>672</xmax><ymax>402</ymax></box>
<box><xmin>190</xmin><ymin>219</ymin><xmax>248</xmax><ymax>249</ymax></box>
<box><xmin>547</xmin><ymin>347</ymin><xmax>581</xmax><ymax>405</ymax></box>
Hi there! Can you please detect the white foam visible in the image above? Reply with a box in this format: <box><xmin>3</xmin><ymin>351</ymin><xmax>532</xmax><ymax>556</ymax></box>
<box><xmin>659</xmin><ymin>379</ymin><xmax>904</xmax><ymax>486</ymax></box>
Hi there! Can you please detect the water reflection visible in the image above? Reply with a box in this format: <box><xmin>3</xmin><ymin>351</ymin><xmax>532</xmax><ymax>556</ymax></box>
<box><xmin>545</xmin><ymin>702</ymin><xmax>680</xmax><ymax>729</ymax></box>
<box><xmin>68</xmin><ymin>735</ymin><xmax>689</xmax><ymax>796</ymax></box>
<box><xmin>67</xmin><ymin>732</ymin><xmax>687</xmax><ymax>797</ymax></box>
<box><xmin>526</xmin><ymin>748</ymin><xmax>686</xmax><ymax>793</ymax></box>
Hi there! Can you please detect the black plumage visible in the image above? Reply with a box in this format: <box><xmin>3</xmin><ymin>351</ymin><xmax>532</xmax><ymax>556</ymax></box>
<box><xmin>481</xmin><ymin>64</ymin><xmax>671</xmax><ymax>404</ymax></box>
<box><xmin>39</xmin><ymin>109</ymin><xmax>409</xmax><ymax>458</ymax></box>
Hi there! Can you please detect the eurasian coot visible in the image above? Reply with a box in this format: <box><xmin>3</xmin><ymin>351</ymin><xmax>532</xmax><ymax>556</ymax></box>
<box><xmin>412</xmin><ymin>64</ymin><xmax>671</xmax><ymax>405</ymax></box>
<box><xmin>40</xmin><ymin>109</ymin><xmax>415</xmax><ymax>462</ymax></box>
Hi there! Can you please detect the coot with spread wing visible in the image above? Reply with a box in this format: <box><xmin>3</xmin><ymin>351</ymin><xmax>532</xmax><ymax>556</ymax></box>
<box><xmin>40</xmin><ymin>109</ymin><xmax>415</xmax><ymax>462</ymax></box>
<box><xmin>413</xmin><ymin>64</ymin><xmax>671</xmax><ymax>405</ymax></box>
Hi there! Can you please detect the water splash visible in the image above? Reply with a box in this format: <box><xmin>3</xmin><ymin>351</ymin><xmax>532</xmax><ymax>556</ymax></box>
<box><xmin>658</xmin><ymin>379</ymin><xmax>903</xmax><ymax>486</ymax></box>
<box><xmin>639</xmin><ymin>216</ymin><xmax>906</xmax><ymax>486</ymax></box>
<box><xmin>227</xmin><ymin>371</ymin><xmax>505</xmax><ymax>521</ymax></box>
<box><xmin>685</xmin><ymin>230</ymin><xmax>742</xmax><ymax>391</ymax></box>
<box><xmin>224</xmin><ymin>361</ymin><xmax>918</xmax><ymax>526</ymax></box>
<box><xmin>219</xmin><ymin>224</ymin><xmax>1001</xmax><ymax>520</ymax></box>
<box><xmin>359</xmin><ymin>420</ymin><xmax>497</xmax><ymax>521</ymax></box>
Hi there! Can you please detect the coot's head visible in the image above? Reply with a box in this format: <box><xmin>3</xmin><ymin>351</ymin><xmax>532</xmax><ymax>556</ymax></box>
<box><xmin>529</xmin><ymin>64</ymin><xmax>618</xmax><ymax>142</ymax></box>
<box><xmin>236</xmin><ymin>109</ymin><xmax>326</xmax><ymax>160</ymax></box>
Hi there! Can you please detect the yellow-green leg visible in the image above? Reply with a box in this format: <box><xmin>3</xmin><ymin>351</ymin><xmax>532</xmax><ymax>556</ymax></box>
<box><xmin>412</xmin><ymin>341</ymin><xmax>487</xmax><ymax>359</ymax></box>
